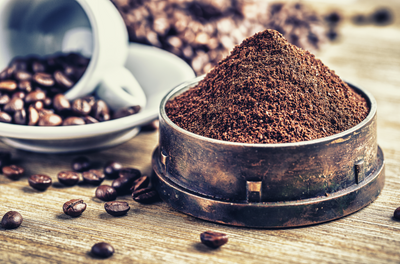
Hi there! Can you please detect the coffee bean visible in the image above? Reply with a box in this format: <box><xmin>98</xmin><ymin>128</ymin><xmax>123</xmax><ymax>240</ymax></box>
<box><xmin>63</xmin><ymin>199</ymin><xmax>87</xmax><ymax>217</ymax></box>
<box><xmin>83</xmin><ymin>116</ymin><xmax>98</xmax><ymax>124</ymax></box>
<box><xmin>25</xmin><ymin>90</ymin><xmax>46</xmax><ymax>103</ymax></box>
<box><xmin>104</xmin><ymin>161</ymin><xmax>122</xmax><ymax>178</ymax></box>
<box><xmin>0</xmin><ymin>152</ymin><xmax>11</xmax><ymax>168</ymax></box>
<box><xmin>0</xmin><ymin>67</ymin><xmax>13</xmax><ymax>80</ymax></box>
<box><xmin>104</xmin><ymin>201</ymin><xmax>130</xmax><ymax>216</ymax></box>
<box><xmin>4</xmin><ymin>97</ymin><xmax>24</xmax><ymax>113</ymax></box>
<box><xmin>28</xmin><ymin>105</ymin><xmax>39</xmax><ymax>125</ymax></box>
<box><xmin>82</xmin><ymin>169</ymin><xmax>105</xmax><ymax>185</ymax></box>
<box><xmin>38</xmin><ymin>109</ymin><xmax>54</xmax><ymax>117</ymax></box>
<box><xmin>112</xmin><ymin>105</ymin><xmax>141</xmax><ymax>119</ymax></box>
<box><xmin>32</xmin><ymin>100</ymin><xmax>44</xmax><ymax>111</ymax></box>
<box><xmin>18</xmin><ymin>80</ymin><xmax>32</xmax><ymax>93</ymax></box>
<box><xmin>0</xmin><ymin>94</ymin><xmax>10</xmax><ymax>105</ymax></box>
<box><xmin>82</xmin><ymin>96</ymin><xmax>96</xmax><ymax>107</ymax></box>
<box><xmin>0</xmin><ymin>80</ymin><xmax>17</xmax><ymax>92</ymax></box>
<box><xmin>0</xmin><ymin>111</ymin><xmax>12</xmax><ymax>123</ymax></box>
<box><xmin>132</xmin><ymin>176</ymin><xmax>150</xmax><ymax>193</ymax></box>
<box><xmin>28</xmin><ymin>174</ymin><xmax>52</xmax><ymax>191</ymax></box>
<box><xmin>91</xmin><ymin>242</ymin><xmax>114</xmax><ymax>258</ymax></box>
<box><xmin>92</xmin><ymin>100</ymin><xmax>110</xmax><ymax>121</ymax></box>
<box><xmin>57</xmin><ymin>171</ymin><xmax>80</xmax><ymax>186</ymax></box>
<box><xmin>12</xmin><ymin>91</ymin><xmax>26</xmax><ymax>100</ymax></box>
<box><xmin>54</xmin><ymin>70</ymin><xmax>74</xmax><ymax>89</ymax></box>
<box><xmin>72</xmin><ymin>98</ymin><xmax>91</xmax><ymax>116</ymax></box>
<box><xmin>1</xmin><ymin>211</ymin><xmax>23</xmax><ymax>229</ymax></box>
<box><xmin>95</xmin><ymin>185</ymin><xmax>117</xmax><ymax>201</ymax></box>
<box><xmin>112</xmin><ymin>176</ymin><xmax>135</xmax><ymax>195</ymax></box>
<box><xmin>38</xmin><ymin>113</ymin><xmax>62</xmax><ymax>126</ymax></box>
<box><xmin>132</xmin><ymin>187</ymin><xmax>159</xmax><ymax>204</ymax></box>
<box><xmin>200</xmin><ymin>231</ymin><xmax>228</xmax><ymax>248</ymax></box>
<box><xmin>394</xmin><ymin>207</ymin><xmax>400</xmax><ymax>220</ymax></box>
<box><xmin>14</xmin><ymin>71</ymin><xmax>32</xmax><ymax>82</ymax></box>
<box><xmin>31</xmin><ymin>60</ymin><xmax>46</xmax><ymax>73</ymax></box>
<box><xmin>62</xmin><ymin>117</ymin><xmax>85</xmax><ymax>126</ymax></box>
<box><xmin>14</xmin><ymin>109</ymin><xmax>27</xmax><ymax>125</ymax></box>
<box><xmin>119</xmin><ymin>167</ymin><xmax>141</xmax><ymax>180</ymax></box>
<box><xmin>53</xmin><ymin>94</ymin><xmax>71</xmax><ymax>113</ymax></box>
<box><xmin>33</xmin><ymin>72</ymin><xmax>54</xmax><ymax>87</ymax></box>
<box><xmin>141</xmin><ymin>119</ymin><xmax>160</xmax><ymax>131</ymax></box>
<box><xmin>2</xmin><ymin>165</ymin><xmax>24</xmax><ymax>180</ymax></box>
<box><xmin>71</xmin><ymin>156</ymin><xmax>91</xmax><ymax>172</ymax></box>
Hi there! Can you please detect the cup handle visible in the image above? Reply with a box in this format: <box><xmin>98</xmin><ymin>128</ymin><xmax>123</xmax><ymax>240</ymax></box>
<box><xmin>96</xmin><ymin>67</ymin><xmax>147</xmax><ymax>112</ymax></box>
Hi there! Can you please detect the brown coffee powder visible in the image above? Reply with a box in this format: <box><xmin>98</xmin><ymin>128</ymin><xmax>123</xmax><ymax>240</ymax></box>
<box><xmin>166</xmin><ymin>29</ymin><xmax>369</xmax><ymax>144</ymax></box>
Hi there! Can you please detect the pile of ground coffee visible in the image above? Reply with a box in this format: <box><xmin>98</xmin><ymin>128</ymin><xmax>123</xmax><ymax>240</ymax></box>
<box><xmin>166</xmin><ymin>29</ymin><xmax>369</xmax><ymax>144</ymax></box>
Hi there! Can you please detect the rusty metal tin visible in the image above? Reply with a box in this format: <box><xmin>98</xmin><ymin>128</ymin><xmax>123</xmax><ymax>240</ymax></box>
<box><xmin>152</xmin><ymin>76</ymin><xmax>385</xmax><ymax>228</ymax></box>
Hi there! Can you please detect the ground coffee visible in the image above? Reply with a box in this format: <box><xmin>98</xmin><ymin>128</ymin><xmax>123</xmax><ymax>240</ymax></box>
<box><xmin>166</xmin><ymin>29</ymin><xmax>369</xmax><ymax>144</ymax></box>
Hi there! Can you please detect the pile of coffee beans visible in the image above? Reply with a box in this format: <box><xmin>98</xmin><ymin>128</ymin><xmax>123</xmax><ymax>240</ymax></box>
<box><xmin>0</xmin><ymin>53</ymin><xmax>141</xmax><ymax>126</ymax></box>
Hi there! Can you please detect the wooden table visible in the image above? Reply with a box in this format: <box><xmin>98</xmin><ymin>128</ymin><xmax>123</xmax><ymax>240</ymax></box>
<box><xmin>1</xmin><ymin>1</ymin><xmax>400</xmax><ymax>263</ymax></box>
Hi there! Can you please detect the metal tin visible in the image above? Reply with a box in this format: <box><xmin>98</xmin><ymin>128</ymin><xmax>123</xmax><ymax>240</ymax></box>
<box><xmin>152</xmin><ymin>76</ymin><xmax>385</xmax><ymax>228</ymax></box>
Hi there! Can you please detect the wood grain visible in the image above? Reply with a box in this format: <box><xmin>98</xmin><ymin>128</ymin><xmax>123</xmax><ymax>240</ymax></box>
<box><xmin>1</xmin><ymin>0</ymin><xmax>400</xmax><ymax>263</ymax></box>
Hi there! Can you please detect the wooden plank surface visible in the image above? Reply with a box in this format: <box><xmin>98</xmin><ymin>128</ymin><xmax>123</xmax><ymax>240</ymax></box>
<box><xmin>1</xmin><ymin>0</ymin><xmax>400</xmax><ymax>263</ymax></box>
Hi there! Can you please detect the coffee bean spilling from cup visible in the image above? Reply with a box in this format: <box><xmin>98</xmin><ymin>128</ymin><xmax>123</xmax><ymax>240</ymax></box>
<box><xmin>0</xmin><ymin>53</ymin><xmax>141</xmax><ymax>126</ymax></box>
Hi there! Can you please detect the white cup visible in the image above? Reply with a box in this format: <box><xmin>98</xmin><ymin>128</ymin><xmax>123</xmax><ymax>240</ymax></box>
<box><xmin>0</xmin><ymin>0</ymin><xmax>146</xmax><ymax>110</ymax></box>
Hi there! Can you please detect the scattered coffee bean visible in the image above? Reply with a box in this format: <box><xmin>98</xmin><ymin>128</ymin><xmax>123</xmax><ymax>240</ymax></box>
<box><xmin>91</xmin><ymin>242</ymin><xmax>114</xmax><ymax>258</ymax></box>
<box><xmin>62</xmin><ymin>117</ymin><xmax>85</xmax><ymax>126</ymax></box>
<box><xmin>28</xmin><ymin>174</ymin><xmax>52</xmax><ymax>191</ymax></box>
<box><xmin>132</xmin><ymin>176</ymin><xmax>150</xmax><ymax>193</ymax></box>
<box><xmin>82</xmin><ymin>169</ymin><xmax>105</xmax><ymax>185</ymax></box>
<box><xmin>63</xmin><ymin>199</ymin><xmax>87</xmax><ymax>217</ymax></box>
<box><xmin>104</xmin><ymin>161</ymin><xmax>123</xmax><ymax>178</ymax></box>
<box><xmin>104</xmin><ymin>201</ymin><xmax>130</xmax><ymax>216</ymax></box>
<box><xmin>71</xmin><ymin>156</ymin><xmax>91</xmax><ymax>172</ymax></box>
<box><xmin>0</xmin><ymin>151</ymin><xmax>11</xmax><ymax>168</ymax></box>
<box><xmin>394</xmin><ymin>207</ymin><xmax>400</xmax><ymax>220</ymax></box>
<box><xmin>95</xmin><ymin>185</ymin><xmax>117</xmax><ymax>201</ymax></box>
<box><xmin>2</xmin><ymin>165</ymin><xmax>24</xmax><ymax>180</ymax></box>
<box><xmin>119</xmin><ymin>167</ymin><xmax>141</xmax><ymax>180</ymax></box>
<box><xmin>112</xmin><ymin>176</ymin><xmax>135</xmax><ymax>195</ymax></box>
<box><xmin>57</xmin><ymin>171</ymin><xmax>80</xmax><ymax>186</ymax></box>
<box><xmin>1</xmin><ymin>211</ymin><xmax>23</xmax><ymax>229</ymax></box>
<box><xmin>200</xmin><ymin>231</ymin><xmax>228</xmax><ymax>248</ymax></box>
<box><xmin>112</xmin><ymin>105</ymin><xmax>140</xmax><ymax>119</ymax></box>
<box><xmin>141</xmin><ymin>119</ymin><xmax>159</xmax><ymax>131</ymax></box>
<box><xmin>38</xmin><ymin>113</ymin><xmax>62</xmax><ymax>126</ymax></box>
<box><xmin>132</xmin><ymin>187</ymin><xmax>159</xmax><ymax>204</ymax></box>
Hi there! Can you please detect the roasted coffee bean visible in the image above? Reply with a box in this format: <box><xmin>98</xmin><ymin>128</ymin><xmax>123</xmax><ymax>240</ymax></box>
<box><xmin>82</xmin><ymin>96</ymin><xmax>96</xmax><ymax>107</ymax></box>
<box><xmin>0</xmin><ymin>152</ymin><xmax>11</xmax><ymax>168</ymax></box>
<box><xmin>31</xmin><ymin>60</ymin><xmax>46</xmax><ymax>73</ymax></box>
<box><xmin>0</xmin><ymin>67</ymin><xmax>14</xmax><ymax>80</ymax></box>
<box><xmin>28</xmin><ymin>106</ymin><xmax>39</xmax><ymax>126</ymax></box>
<box><xmin>54</xmin><ymin>70</ymin><xmax>74</xmax><ymax>89</ymax></box>
<box><xmin>104</xmin><ymin>161</ymin><xmax>122</xmax><ymax>178</ymax></box>
<box><xmin>112</xmin><ymin>105</ymin><xmax>141</xmax><ymax>119</ymax></box>
<box><xmin>62</xmin><ymin>117</ymin><xmax>85</xmax><ymax>126</ymax></box>
<box><xmin>63</xmin><ymin>199</ymin><xmax>87</xmax><ymax>217</ymax></box>
<box><xmin>14</xmin><ymin>109</ymin><xmax>27</xmax><ymax>125</ymax></box>
<box><xmin>95</xmin><ymin>185</ymin><xmax>117</xmax><ymax>201</ymax></box>
<box><xmin>394</xmin><ymin>207</ymin><xmax>400</xmax><ymax>220</ymax></box>
<box><xmin>43</xmin><ymin>97</ymin><xmax>52</xmax><ymax>108</ymax></box>
<box><xmin>0</xmin><ymin>94</ymin><xmax>10</xmax><ymax>105</ymax></box>
<box><xmin>38</xmin><ymin>113</ymin><xmax>62</xmax><ymax>126</ymax></box>
<box><xmin>92</xmin><ymin>100</ymin><xmax>110</xmax><ymax>121</ymax></box>
<box><xmin>132</xmin><ymin>176</ymin><xmax>150</xmax><ymax>193</ymax></box>
<box><xmin>82</xmin><ymin>169</ymin><xmax>105</xmax><ymax>185</ymax></box>
<box><xmin>132</xmin><ymin>187</ymin><xmax>159</xmax><ymax>204</ymax></box>
<box><xmin>2</xmin><ymin>165</ymin><xmax>24</xmax><ymax>180</ymax></box>
<box><xmin>91</xmin><ymin>242</ymin><xmax>114</xmax><ymax>258</ymax></box>
<box><xmin>141</xmin><ymin>119</ymin><xmax>160</xmax><ymax>131</ymax></box>
<box><xmin>200</xmin><ymin>231</ymin><xmax>228</xmax><ymax>248</ymax></box>
<box><xmin>57</xmin><ymin>171</ymin><xmax>80</xmax><ymax>186</ymax></box>
<box><xmin>104</xmin><ymin>201</ymin><xmax>130</xmax><ymax>216</ymax></box>
<box><xmin>0</xmin><ymin>80</ymin><xmax>17</xmax><ymax>91</ymax></box>
<box><xmin>72</xmin><ymin>98</ymin><xmax>91</xmax><ymax>116</ymax></box>
<box><xmin>112</xmin><ymin>176</ymin><xmax>135</xmax><ymax>195</ymax></box>
<box><xmin>71</xmin><ymin>156</ymin><xmax>91</xmax><ymax>172</ymax></box>
<box><xmin>119</xmin><ymin>167</ymin><xmax>141</xmax><ymax>180</ymax></box>
<box><xmin>0</xmin><ymin>111</ymin><xmax>12</xmax><ymax>123</ymax></box>
<box><xmin>12</xmin><ymin>91</ymin><xmax>25</xmax><ymax>100</ymax></box>
<box><xmin>25</xmin><ymin>90</ymin><xmax>46</xmax><ymax>103</ymax></box>
<box><xmin>33</xmin><ymin>72</ymin><xmax>54</xmax><ymax>87</ymax></box>
<box><xmin>18</xmin><ymin>80</ymin><xmax>32</xmax><ymax>93</ymax></box>
<box><xmin>28</xmin><ymin>174</ymin><xmax>52</xmax><ymax>191</ymax></box>
<box><xmin>83</xmin><ymin>116</ymin><xmax>98</xmax><ymax>124</ymax></box>
<box><xmin>1</xmin><ymin>211</ymin><xmax>23</xmax><ymax>229</ymax></box>
<box><xmin>10</xmin><ymin>58</ymin><xmax>28</xmax><ymax>71</ymax></box>
<box><xmin>53</xmin><ymin>94</ymin><xmax>71</xmax><ymax>113</ymax></box>
<box><xmin>32</xmin><ymin>100</ymin><xmax>44</xmax><ymax>111</ymax></box>
<box><xmin>14</xmin><ymin>71</ymin><xmax>32</xmax><ymax>81</ymax></box>
<box><xmin>4</xmin><ymin>97</ymin><xmax>24</xmax><ymax>113</ymax></box>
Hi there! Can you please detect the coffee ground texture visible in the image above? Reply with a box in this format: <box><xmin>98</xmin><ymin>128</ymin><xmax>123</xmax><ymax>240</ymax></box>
<box><xmin>165</xmin><ymin>29</ymin><xmax>369</xmax><ymax>144</ymax></box>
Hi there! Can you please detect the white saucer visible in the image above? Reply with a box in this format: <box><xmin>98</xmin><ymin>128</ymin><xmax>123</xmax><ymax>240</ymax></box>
<box><xmin>0</xmin><ymin>43</ymin><xmax>195</xmax><ymax>153</ymax></box>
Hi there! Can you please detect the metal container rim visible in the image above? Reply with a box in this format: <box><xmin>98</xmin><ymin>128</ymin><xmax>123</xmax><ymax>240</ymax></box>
<box><xmin>160</xmin><ymin>75</ymin><xmax>377</xmax><ymax>148</ymax></box>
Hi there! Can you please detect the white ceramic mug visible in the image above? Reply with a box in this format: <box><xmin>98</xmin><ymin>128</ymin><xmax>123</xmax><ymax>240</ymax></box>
<box><xmin>0</xmin><ymin>0</ymin><xmax>146</xmax><ymax>110</ymax></box>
